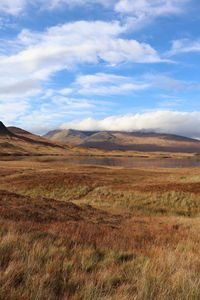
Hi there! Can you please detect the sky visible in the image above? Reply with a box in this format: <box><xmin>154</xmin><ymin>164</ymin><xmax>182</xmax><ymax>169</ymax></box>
<box><xmin>0</xmin><ymin>0</ymin><xmax>200</xmax><ymax>137</ymax></box>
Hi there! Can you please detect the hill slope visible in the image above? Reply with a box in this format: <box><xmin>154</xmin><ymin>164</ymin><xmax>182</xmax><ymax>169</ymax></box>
<box><xmin>0</xmin><ymin>122</ymin><xmax>70</xmax><ymax>155</ymax></box>
<box><xmin>44</xmin><ymin>129</ymin><xmax>200</xmax><ymax>153</ymax></box>
<box><xmin>0</xmin><ymin>121</ymin><xmax>15</xmax><ymax>136</ymax></box>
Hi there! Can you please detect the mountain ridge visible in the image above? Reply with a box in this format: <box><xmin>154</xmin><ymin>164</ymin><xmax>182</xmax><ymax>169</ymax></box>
<box><xmin>44</xmin><ymin>128</ymin><xmax>200</xmax><ymax>153</ymax></box>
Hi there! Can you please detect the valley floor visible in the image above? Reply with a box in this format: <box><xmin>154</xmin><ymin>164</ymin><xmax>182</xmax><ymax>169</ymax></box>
<box><xmin>0</xmin><ymin>156</ymin><xmax>200</xmax><ymax>299</ymax></box>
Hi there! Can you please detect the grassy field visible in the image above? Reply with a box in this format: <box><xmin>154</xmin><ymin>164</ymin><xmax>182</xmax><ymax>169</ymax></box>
<box><xmin>0</xmin><ymin>156</ymin><xmax>200</xmax><ymax>299</ymax></box>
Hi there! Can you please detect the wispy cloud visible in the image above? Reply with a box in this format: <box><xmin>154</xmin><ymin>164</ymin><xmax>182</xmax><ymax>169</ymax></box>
<box><xmin>115</xmin><ymin>0</ymin><xmax>190</xmax><ymax>30</ymax></box>
<box><xmin>1</xmin><ymin>87</ymin><xmax>113</xmax><ymax>133</ymax></box>
<box><xmin>0</xmin><ymin>0</ymin><xmax>26</xmax><ymax>15</ymax></box>
<box><xmin>0</xmin><ymin>0</ymin><xmax>190</xmax><ymax>23</ymax></box>
<box><xmin>115</xmin><ymin>0</ymin><xmax>189</xmax><ymax>15</ymax></box>
<box><xmin>66</xmin><ymin>72</ymin><xmax>200</xmax><ymax>96</ymax></box>
<box><xmin>167</xmin><ymin>38</ymin><xmax>200</xmax><ymax>56</ymax></box>
<box><xmin>74</xmin><ymin>73</ymin><xmax>150</xmax><ymax>95</ymax></box>
<box><xmin>156</xmin><ymin>95</ymin><xmax>184</xmax><ymax>109</ymax></box>
<box><xmin>145</xmin><ymin>74</ymin><xmax>200</xmax><ymax>91</ymax></box>
<box><xmin>0</xmin><ymin>0</ymin><xmax>115</xmax><ymax>15</ymax></box>
<box><xmin>0</xmin><ymin>98</ymin><xmax>30</xmax><ymax>124</ymax></box>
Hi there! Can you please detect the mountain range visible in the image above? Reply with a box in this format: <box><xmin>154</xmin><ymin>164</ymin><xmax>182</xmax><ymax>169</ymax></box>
<box><xmin>44</xmin><ymin>128</ymin><xmax>200</xmax><ymax>153</ymax></box>
<box><xmin>1</xmin><ymin>120</ymin><xmax>200</xmax><ymax>155</ymax></box>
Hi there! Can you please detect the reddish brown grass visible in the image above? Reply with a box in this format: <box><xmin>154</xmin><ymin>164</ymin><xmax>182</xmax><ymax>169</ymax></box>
<box><xmin>0</xmin><ymin>157</ymin><xmax>200</xmax><ymax>299</ymax></box>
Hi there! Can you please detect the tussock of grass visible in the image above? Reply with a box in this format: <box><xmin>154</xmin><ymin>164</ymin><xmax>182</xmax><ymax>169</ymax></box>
<box><xmin>86</xmin><ymin>187</ymin><xmax>200</xmax><ymax>216</ymax></box>
<box><xmin>0</xmin><ymin>219</ymin><xmax>200</xmax><ymax>300</ymax></box>
<box><xmin>0</xmin><ymin>223</ymin><xmax>141</xmax><ymax>299</ymax></box>
<box><xmin>1</xmin><ymin>173</ymin><xmax>97</xmax><ymax>201</ymax></box>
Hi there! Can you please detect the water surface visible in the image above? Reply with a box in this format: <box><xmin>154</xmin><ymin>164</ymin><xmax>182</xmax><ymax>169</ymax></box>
<box><xmin>1</xmin><ymin>155</ymin><xmax>200</xmax><ymax>168</ymax></box>
<box><xmin>58</xmin><ymin>157</ymin><xmax>200</xmax><ymax>168</ymax></box>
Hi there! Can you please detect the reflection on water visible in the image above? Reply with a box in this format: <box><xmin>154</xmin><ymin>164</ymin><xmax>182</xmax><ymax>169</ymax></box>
<box><xmin>58</xmin><ymin>157</ymin><xmax>200</xmax><ymax>168</ymax></box>
<box><xmin>2</xmin><ymin>155</ymin><xmax>200</xmax><ymax>168</ymax></box>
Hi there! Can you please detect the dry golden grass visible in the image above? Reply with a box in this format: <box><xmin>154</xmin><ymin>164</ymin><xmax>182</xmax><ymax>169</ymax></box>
<box><xmin>0</xmin><ymin>216</ymin><xmax>200</xmax><ymax>299</ymax></box>
<box><xmin>0</xmin><ymin>156</ymin><xmax>200</xmax><ymax>299</ymax></box>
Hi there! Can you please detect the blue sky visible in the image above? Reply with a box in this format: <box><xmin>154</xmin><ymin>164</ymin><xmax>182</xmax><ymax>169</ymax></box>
<box><xmin>0</xmin><ymin>0</ymin><xmax>200</xmax><ymax>137</ymax></box>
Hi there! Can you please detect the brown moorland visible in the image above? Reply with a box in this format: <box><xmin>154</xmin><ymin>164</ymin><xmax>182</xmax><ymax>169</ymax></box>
<box><xmin>0</xmin><ymin>155</ymin><xmax>200</xmax><ymax>299</ymax></box>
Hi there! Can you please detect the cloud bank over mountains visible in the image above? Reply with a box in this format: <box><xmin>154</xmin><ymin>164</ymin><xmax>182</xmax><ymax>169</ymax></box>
<box><xmin>60</xmin><ymin>111</ymin><xmax>200</xmax><ymax>139</ymax></box>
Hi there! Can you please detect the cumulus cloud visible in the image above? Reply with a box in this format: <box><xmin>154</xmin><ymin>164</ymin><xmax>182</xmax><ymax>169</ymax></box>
<box><xmin>75</xmin><ymin>73</ymin><xmax>150</xmax><ymax>95</ymax></box>
<box><xmin>60</xmin><ymin>110</ymin><xmax>200</xmax><ymax>138</ymax></box>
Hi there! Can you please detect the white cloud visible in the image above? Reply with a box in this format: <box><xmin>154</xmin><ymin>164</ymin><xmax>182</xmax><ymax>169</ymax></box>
<box><xmin>0</xmin><ymin>0</ymin><xmax>189</xmax><ymax>18</ymax></box>
<box><xmin>0</xmin><ymin>20</ymin><xmax>163</xmax><ymax>88</ymax></box>
<box><xmin>75</xmin><ymin>73</ymin><xmax>150</xmax><ymax>95</ymax></box>
<box><xmin>0</xmin><ymin>98</ymin><xmax>30</xmax><ymax>124</ymax></box>
<box><xmin>0</xmin><ymin>0</ymin><xmax>26</xmax><ymax>15</ymax></box>
<box><xmin>72</xmin><ymin>72</ymin><xmax>200</xmax><ymax>96</ymax></box>
<box><xmin>145</xmin><ymin>74</ymin><xmax>200</xmax><ymax>91</ymax></box>
<box><xmin>0</xmin><ymin>0</ymin><xmax>192</xmax><ymax>134</ymax></box>
<box><xmin>0</xmin><ymin>19</ymin><xmax>163</xmax><ymax>127</ymax></box>
<box><xmin>51</xmin><ymin>96</ymin><xmax>95</xmax><ymax>109</ymax></box>
<box><xmin>0</xmin><ymin>79</ymin><xmax>40</xmax><ymax>97</ymax></box>
<box><xmin>46</xmin><ymin>0</ymin><xmax>115</xmax><ymax>9</ymax></box>
<box><xmin>0</xmin><ymin>78</ymin><xmax>41</xmax><ymax>127</ymax></box>
<box><xmin>59</xmin><ymin>88</ymin><xmax>73</xmax><ymax>95</ymax></box>
<box><xmin>115</xmin><ymin>0</ymin><xmax>187</xmax><ymax>15</ymax></box>
<box><xmin>167</xmin><ymin>38</ymin><xmax>200</xmax><ymax>56</ymax></box>
<box><xmin>0</xmin><ymin>0</ymin><xmax>115</xmax><ymax>15</ymax></box>
<box><xmin>0</xmin><ymin>0</ymin><xmax>113</xmax><ymax>15</ymax></box>
<box><xmin>115</xmin><ymin>0</ymin><xmax>189</xmax><ymax>30</ymax></box>
<box><xmin>3</xmin><ymin>89</ymin><xmax>113</xmax><ymax>133</ymax></box>
<box><xmin>60</xmin><ymin>110</ymin><xmax>200</xmax><ymax>138</ymax></box>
